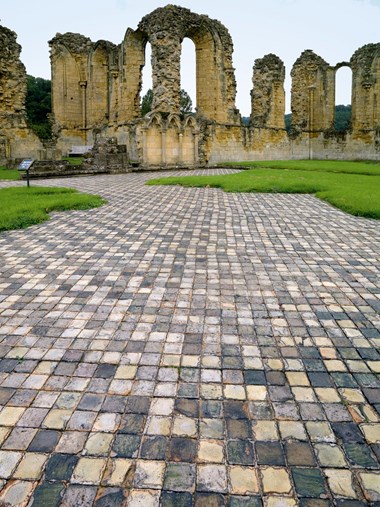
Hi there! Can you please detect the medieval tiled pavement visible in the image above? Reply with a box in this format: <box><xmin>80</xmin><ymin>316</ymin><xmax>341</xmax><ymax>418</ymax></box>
<box><xmin>0</xmin><ymin>168</ymin><xmax>380</xmax><ymax>507</ymax></box>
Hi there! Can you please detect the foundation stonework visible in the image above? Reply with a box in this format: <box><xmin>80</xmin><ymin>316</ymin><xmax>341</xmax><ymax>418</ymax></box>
<box><xmin>1</xmin><ymin>6</ymin><xmax>380</xmax><ymax>166</ymax></box>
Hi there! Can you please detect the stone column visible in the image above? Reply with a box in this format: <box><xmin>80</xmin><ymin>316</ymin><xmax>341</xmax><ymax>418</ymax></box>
<box><xmin>179</xmin><ymin>132</ymin><xmax>184</xmax><ymax>164</ymax></box>
<box><xmin>193</xmin><ymin>132</ymin><xmax>199</xmax><ymax>165</ymax></box>
<box><xmin>251</xmin><ymin>54</ymin><xmax>285</xmax><ymax>129</ymax></box>
<box><xmin>161</xmin><ymin>127</ymin><xmax>167</xmax><ymax>165</ymax></box>
<box><xmin>142</xmin><ymin>127</ymin><xmax>148</xmax><ymax>164</ymax></box>
<box><xmin>79</xmin><ymin>80</ymin><xmax>87</xmax><ymax>129</ymax></box>
<box><xmin>109</xmin><ymin>70</ymin><xmax>119</xmax><ymax>124</ymax></box>
<box><xmin>308</xmin><ymin>85</ymin><xmax>315</xmax><ymax>159</ymax></box>
<box><xmin>150</xmin><ymin>34</ymin><xmax>181</xmax><ymax>114</ymax></box>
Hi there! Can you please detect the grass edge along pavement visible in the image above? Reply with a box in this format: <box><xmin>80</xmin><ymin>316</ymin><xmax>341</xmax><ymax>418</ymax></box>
<box><xmin>0</xmin><ymin>186</ymin><xmax>106</xmax><ymax>232</ymax></box>
<box><xmin>0</xmin><ymin>158</ymin><xmax>84</xmax><ymax>181</ymax></box>
<box><xmin>222</xmin><ymin>159</ymin><xmax>380</xmax><ymax>176</ymax></box>
<box><xmin>0</xmin><ymin>167</ymin><xmax>20</xmax><ymax>181</ymax></box>
<box><xmin>146</xmin><ymin>160</ymin><xmax>380</xmax><ymax>220</ymax></box>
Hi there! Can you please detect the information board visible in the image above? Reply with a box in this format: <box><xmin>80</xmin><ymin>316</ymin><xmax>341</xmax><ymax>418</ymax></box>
<box><xmin>18</xmin><ymin>159</ymin><xmax>34</xmax><ymax>170</ymax></box>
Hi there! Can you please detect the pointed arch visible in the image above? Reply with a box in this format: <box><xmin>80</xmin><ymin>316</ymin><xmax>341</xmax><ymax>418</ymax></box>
<box><xmin>181</xmin><ymin>38</ymin><xmax>196</xmax><ymax>112</ymax></box>
<box><xmin>167</xmin><ymin>113</ymin><xmax>181</xmax><ymax>130</ymax></box>
<box><xmin>183</xmin><ymin>115</ymin><xmax>197</xmax><ymax>129</ymax></box>
<box><xmin>146</xmin><ymin>112</ymin><xmax>163</xmax><ymax>128</ymax></box>
<box><xmin>138</xmin><ymin>5</ymin><xmax>238</xmax><ymax>123</ymax></box>
<box><xmin>334</xmin><ymin>64</ymin><xmax>352</xmax><ymax>132</ymax></box>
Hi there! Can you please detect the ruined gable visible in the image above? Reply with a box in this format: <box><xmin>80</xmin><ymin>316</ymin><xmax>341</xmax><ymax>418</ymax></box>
<box><xmin>290</xmin><ymin>50</ymin><xmax>335</xmax><ymax>132</ymax></box>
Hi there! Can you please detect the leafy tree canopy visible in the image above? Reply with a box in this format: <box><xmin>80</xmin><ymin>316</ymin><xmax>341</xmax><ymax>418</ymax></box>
<box><xmin>284</xmin><ymin>105</ymin><xmax>352</xmax><ymax>133</ymax></box>
<box><xmin>334</xmin><ymin>104</ymin><xmax>352</xmax><ymax>132</ymax></box>
<box><xmin>26</xmin><ymin>75</ymin><xmax>52</xmax><ymax>140</ymax></box>
<box><xmin>141</xmin><ymin>88</ymin><xmax>193</xmax><ymax>116</ymax></box>
<box><xmin>141</xmin><ymin>89</ymin><xmax>154</xmax><ymax>117</ymax></box>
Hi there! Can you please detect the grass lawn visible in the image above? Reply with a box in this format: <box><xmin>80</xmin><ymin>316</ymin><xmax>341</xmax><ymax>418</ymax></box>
<box><xmin>0</xmin><ymin>186</ymin><xmax>106</xmax><ymax>232</ymax></box>
<box><xmin>62</xmin><ymin>156</ymin><xmax>84</xmax><ymax>166</ymax></box>
<box><xmin>147</xmin><ymin>160</ymin><xmax>380</xmax><ymax>219</ymax></box>
<box><xmin>223</xmin><ymin>159</ymin><xmax>380</xmax><ymax>176</ymax></box>
<box><xmin>0</xmin><ymin>167</ymin><xmax>20</xmax><ymax>180</ymax></box>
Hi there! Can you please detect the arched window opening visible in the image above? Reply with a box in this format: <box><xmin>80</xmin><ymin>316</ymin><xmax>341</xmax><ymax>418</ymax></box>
<box><xmin>140</xmin><ymin>42</ymin><xmax>153</xmax><ymax>116</ymax></box>
<box><xmin>284</xmin><ymin>71</ymin><xmax>292</xmax><ymax>132</ymax></box>
<box><xmin>334</xmin><ymin>66</ymin><xmax>352</xmax><ymax>132</ymax></box>
<box><xmin>180</xmin><ymin>38</ymin><xmax>196</xmax><ymax>114</ymax></box>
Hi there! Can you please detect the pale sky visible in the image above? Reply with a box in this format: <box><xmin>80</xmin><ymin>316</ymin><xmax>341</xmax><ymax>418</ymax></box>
<box><xmin>2</xmin><ymin>0</ymin><xmax>380</xmax><ymax>115</ymax></box>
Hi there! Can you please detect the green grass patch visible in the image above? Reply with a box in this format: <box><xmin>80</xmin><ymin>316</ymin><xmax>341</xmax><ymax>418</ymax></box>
<box><xmin>223</xmin><ymin>159</ymin><xmax>380</xmax><ymax>176</ymax></box>
<box><xmin>147</xmin><ymin>161</ymin><xmax>380</xmax><ymax>219</ymax></box>
<box><xmin>62</xmin><ymin>156</ymin><xmax>84</xmax><ymax>166</ymax></box>
<box><xmin>0</xmin><ymin>167</ymin><xmax>20</xmax><ymax>180</ymax></box>
<box><xmin>0</xmin><ymin>186</ymin><xmax>106</xmax><ymax>232</ymax></box>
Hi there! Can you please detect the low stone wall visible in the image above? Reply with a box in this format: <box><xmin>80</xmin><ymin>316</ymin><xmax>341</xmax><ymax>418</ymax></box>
<box><xmin>21</xmin><ymin>159</ymin><xmax>132</xmax><ymax>180</ymax></box>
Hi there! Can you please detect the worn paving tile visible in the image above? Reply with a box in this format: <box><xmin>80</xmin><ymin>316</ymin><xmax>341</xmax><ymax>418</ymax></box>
<box><xmin>0</xmin><ymin>169</ymin><xmax>379</xmax><ymax>505</ymax></box>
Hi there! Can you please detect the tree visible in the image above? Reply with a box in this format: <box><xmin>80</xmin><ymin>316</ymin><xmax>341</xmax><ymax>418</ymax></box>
<box><xmin>283</xmin><ymin>105</ymin><xmax>352</xmax><ymax>133</ymax></box>
<box><xmin>141</xmin><ymin>89</ymin><xmax>154</xmax><ymax>117</ymax></box>
<box><xmin>180</xmin><ymin>89</ymin><xmax>192</xmax><ymax>114</ymax></box>
<box><xmin>140</xmin><ymin>88</ymin><xmax>193</xmax><ymax>116</ymax></box>
<box><xmin>285</xmin><ymin>113</ymin><xmax>291</xmax><ymax>132</ymax></box>
<box><xmin>334</xmin><ymin>104</ymin><xmax>352</xmax><ymax>132</ymax></box>
<box><xmin>26</xmin><ymin>75</ymin><xmax>52</xmax><ymax>140</ymax></box>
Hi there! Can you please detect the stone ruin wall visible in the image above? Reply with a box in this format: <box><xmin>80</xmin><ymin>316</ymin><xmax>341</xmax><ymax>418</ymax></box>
<box><xmin>48</xmin><ymin>6</ymin><xmax>240</xmax><ymax>165</ymax></box>
<box><xmin>0</xmin><ymin>25</ymin><xmax>42</xmax><ymax>163</ymax></box>
<box><xmin>48</xmin><ymin>3</ymin><xmax>380</xmax><ymax>165</ymax></box>
<box><xmin>1</xmin><ymin>6</ymin><xmax>380</xmax><ymax>167</ymax></box>
<box><xmin>207</xmin><ymin>42</ymin><xmax>380</xmax><ymax>164</ymax></box>
<box><xmin>251</xmin><ymin>54</ymin><xmax>286</xmax><ymax>131</ymax></box>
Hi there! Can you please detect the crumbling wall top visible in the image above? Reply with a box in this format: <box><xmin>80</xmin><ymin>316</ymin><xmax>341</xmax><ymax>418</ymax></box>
<box><xmin>0</xmin><ymin>24</ymin><xmax>27</xmax><ymax>117</ymax></box>
<box><xmin>291</xmin><ymin>49</ymin><xmax>330</xmax><ymax>74</ymax></box>
<box><xmin>0</xmin><ymin>25</ymin><xmax>20</xmax><ymax>52</ymax></box>
<box><xmin>350</xmin><ymin>43</ymin><xmax>380</xmax><ymax>74</ymax></box>
<box><xmin>49</xmin><ymin>32</ymin><xmax>93</xmax><ymax>54</ymax></box>
<box><xmin>137</xmin><ymin>4</ymin><xmax>233</xmax><ymax>45</ymax></box>
<box><xmin>251</xmin><ymin>53</ymin><xmax>285</xmax><ymax>129</ymax></box>
<box><xmin>253</xmin><ymin>53</ymin><xmax>285</xmax><ymax>77</ymax></box>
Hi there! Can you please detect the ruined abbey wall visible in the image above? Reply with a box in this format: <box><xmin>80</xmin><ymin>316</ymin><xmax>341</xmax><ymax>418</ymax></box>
<box><xmin>0</xmin><ymin>25</ymin><xmax>42</xmax><ymax>163</ymax></box>
<box><xmin>1</xmin><ymin>6</ymin><xmax>380</xmax><ymax>166</ymax></box>
<box><xmin>48</xmin><ymin>6</ymin><xmax>240</xmax><ymax>163</ymax></box>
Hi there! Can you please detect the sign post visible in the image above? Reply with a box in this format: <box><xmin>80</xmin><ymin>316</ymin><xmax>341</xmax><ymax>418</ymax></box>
<box><xmin>17</xmin><ymin>159</ymin><xmax>34</xmax><ymax>187</ymax></box>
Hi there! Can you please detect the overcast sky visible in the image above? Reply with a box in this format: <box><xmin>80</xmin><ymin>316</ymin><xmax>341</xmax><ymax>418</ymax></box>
<box><xmin>2</xmin><ymin>0</ymin><xmax>380</xmax><ymax>115</ymax></box>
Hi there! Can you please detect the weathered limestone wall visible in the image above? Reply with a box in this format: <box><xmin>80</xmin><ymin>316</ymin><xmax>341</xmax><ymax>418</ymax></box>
<box><xmin>48</xmin><ymin>6</ymin><xmax>380</xmax><ymax>165</ymax></box>
<box><xmin>49</xmin><ymin>32</ymin><xmax>118</xmax><ymax>152</ymax></box>
<box><xmin>0</xmin><ymin>26</ymin><xmax>26</xmax><ymax>121</ymax></box>
<box><xmin>49</xmin><ymin>4</ymin><xmax>240</xmax><ymax>157</ymax></box>
<box><xmin>206</xmin><ymin>125</ymin><xmax>290</xmax><ymax>164</ymax></box>
<box><xmin>251</xmin><ymin>54</ymin><xmax>286</xmax><ymax>130</ymax></box>
<box><xmin>140</xmin><ymin>113</ymin><xmax>199</xmax><ymax>166</ymax></box>
<box><xmin>138</xmin><ymin>6</ymin><xmax>239</xmax><ymax>123</ymax></box>
<box><xmin>351</xmin><ymin>44</ymin><xmax>380</xmax><ymax>133</ymax></box>
<box><xmin>290</xmin><ymin>50</ymin><xmax>335</xmax><ymax>133</ymax></box>
<box><xmin>0</xmin><ymin>25</ymin><xmax>42</xmax><ymax>162</ymax></box>
<box><xmin>138</xmin><ymin>8</ymin><xmax>182</xmax><ymax>114</ymax></box>
<box><xmin>206</xmin><ymin>128</ymin><xmax>380</xmax><ymax>164</ymax></box>
<box><xmin>120</xmin><ymin>30</ymin><xmax>146</xmax><ymax>123</ymax></box>
<box><xmin>50</xmin><ymin>33</ymin><xmax>91</xmax><ymax>130</ymax></box>
<box><xmin>1</xmin><ymin>5</ymin><xmax>377</xmax><ymax>167</ymax></box>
